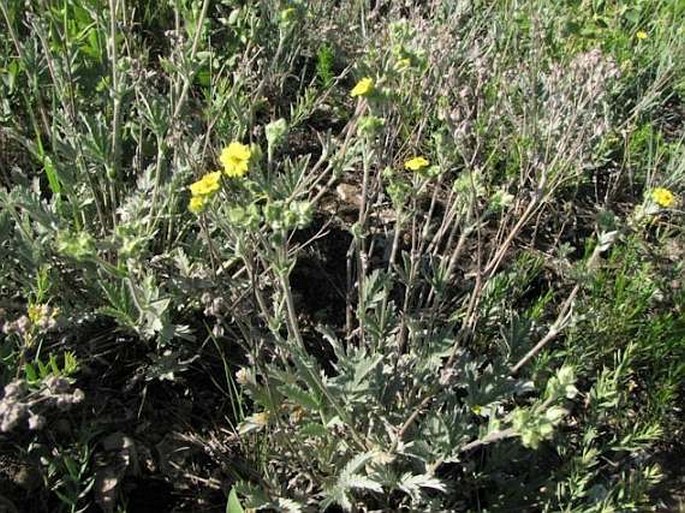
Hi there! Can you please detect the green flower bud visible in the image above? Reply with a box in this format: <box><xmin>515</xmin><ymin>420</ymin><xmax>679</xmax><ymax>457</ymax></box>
<box><xmin>265</xmin><ymin>118</ymin><xmax>288</xmax><ymax>160</ymax></box>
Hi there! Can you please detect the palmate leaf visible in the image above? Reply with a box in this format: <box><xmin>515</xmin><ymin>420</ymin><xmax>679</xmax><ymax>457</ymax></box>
<box><xmin>231</xmin><ymin>483</ymin><xmax>303</xmax><ymax>513</ymax></box>
<box><xmin>299</xmin><ymin>422</ymin><xmax>328</xmax><ymax>438</ymax></box>
<box><xmin>289</xmin><ymin>345</ymin><xmax>328</xmax><ymax>400</ymax></box>
<box><xmin>344</xmin><ymin>476</ymin><xmax>383</xmax><ymax>493</ymax></box>
<box><xmin>351</xmin><ymin>353</ymin><xmax>383</xmax><ymax>391</ymax></box>
<box><xmin>361</xmin><ymin>269</ymin><xmax>389</xmax><ymax>308</ymax></box>
<box><xmin>273</xmin><ymin>497</ymin><xmax>304</xmax><ymax>513</ymax></box>
<box><xmin>340</xmin><ymin>451</ymin><xmax>375</xmax><ymax>482</ymax></box>
<box><xmin>321</xmin><ymin>451</ymin><xmax>384</xmax><ymax>511</ymax></box>
<box><xmin>398</xmin><ymin>472</ymin><xmax>446</xmax><ymax>502</ymax></box>
<box><xmin>278</xmin><ymin>382</ymin><xmax>321</xmax><ymax>411</ymax></box>
<box><xmin>320</xmin><ymin>488</ymin><xmax>351</xmax><ymax>512</ymax></box>
<box><xmin>99</xmin><ymin>280</ymin><xmax>137</xmax><ymax>328</ymax></box>
<box><xmin>317</xmin><ymin>324</ymin><xmax>347</xmax><ymax>362</ymax></box>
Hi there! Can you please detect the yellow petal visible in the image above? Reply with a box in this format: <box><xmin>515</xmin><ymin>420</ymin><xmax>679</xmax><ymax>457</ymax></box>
<box><xmin>189</xmin><ymin>171</ymin><xmax>221</xmax><ymax>196</ymax></box>
<box><xmin>188</xmin><ymin>195</ymin><xmax>207</xmax><ymax>214</ymax></box>
<box><xmin>350</xmin><ymin>77</ymin><xmax>374</xmax><ymax>97</ymax></box>
<box><xmin>220</xmin><ymin>142</ymin><xmax>252</xmax><ymax>177</ymax></box>
<box><xmin>404</xmin><ymin>156</ymin><xmax>430</xmax><ymax>171</ymax></box>
<box><xmin>651</xmin><ymin>187</ymin><xmax>675</xmax><ymax>208</ymax></box>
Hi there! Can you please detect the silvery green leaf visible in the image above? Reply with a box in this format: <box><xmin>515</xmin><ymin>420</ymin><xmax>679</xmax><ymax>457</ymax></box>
<box><xmin>398</xmin><ymin>473</ymin><xmax>446</xmax><ymax>501</ymax></box>
<box><xmin>345</xmin><ymin>476</ymin><xmax>383</xmax><ymax>493</ymax></box>
<box><xmin>597</xmin><ymin>230</ymin><xmax>618</xmax><ymax>252</ymax></box>
<box><xmin>274</xmin><ymin>498</ymin><xmax>303</xmax><ymax>513</ymax></box>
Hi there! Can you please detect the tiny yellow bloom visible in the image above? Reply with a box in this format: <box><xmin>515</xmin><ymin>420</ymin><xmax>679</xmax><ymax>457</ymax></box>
<box><xmin>404</xmin><ymin>156</ymin><xmax>430</xmax><ymax>171</ymax></box>
<box><xmin>188</xmin><ymin>195</ymin><xmax>207</xmax><ymax>214</ymax></box>
<box><xmin>350</xmin><ymin>77</ymin><xmax>374</xmax><ymax>98</ymax></box>
<box><xmin>27</xmin><ymin>304</ymin><xmax>45</xmax><ymax>324</ymax></box>
<box><xmin>636</xmin><ymin>30</ymin><xmax>648</xmax><ymax>40</ymax></box>
<box><xmin>395</xmin><ymin>58</ymin><xmax>411</xmax><ymax>71</ymax></box>
<box><xmin>189</xmin><ymin>171</ymin><xmax>222</xmax><ymax>197</ymax></box>
<box><xmin>220</xmin><ymin>142</ymin><xmax>252</xmax><ymax>178</ymax></box>
<box><xmin>651</xmin><ymin>187</ymin><xmax>676</xmax><ymax>208</ymax></box>
<box><xmin>252</xmin><ymin>411</ymin><xmax>270</xmax><ymax>426</ymax></box>
<box><xmin>280</xmin><ymin>7</ymin><xmax>296</xmax><ymax>22</ymax></box>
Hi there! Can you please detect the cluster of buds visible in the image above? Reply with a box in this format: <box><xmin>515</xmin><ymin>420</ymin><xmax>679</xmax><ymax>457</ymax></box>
<box><xmin>43</xmin><ymin>376</ymin><xmax>85</xmax><ymax>410</ymax></box>
<box><xmin>2</xmin><ymin>315</ymin><xmax>30</xmax><ymax>338</ymax></box>
<box><xmin>0</xmin><ymin>377</ymin><xmax>84</xmax><ymax>433</ymax></box>
<box><xmin>0</xmin><ymin>380</ymin><xmax>28</xmax><ymax>432</ymax></box>
<box><xmin>28</xmin><ymin>304</ymin><xmax>59</xmax><ymax>331</ymax></box>
<box><xmin>2</xmin><ymin>304</ymin><xmax>60</xmax><ymax>342</ymax></box>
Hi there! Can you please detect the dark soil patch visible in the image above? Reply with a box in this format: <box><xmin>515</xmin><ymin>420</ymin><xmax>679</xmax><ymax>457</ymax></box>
<box><xmin>653</xmin><ymin>446</ymin><xmax>685</xmax><ymax>512</ymax></box>
<box><xmin>290</xmin><ymin>216</ymin><xmax>352</xmax><ymax>329</ymax></box>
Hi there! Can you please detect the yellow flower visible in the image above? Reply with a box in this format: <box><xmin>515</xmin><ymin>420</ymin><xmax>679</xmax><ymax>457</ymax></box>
<box><xmin>28</xmin><ymin>304</ymin><xmax>46</xmax><ymax>324</ymax></box>
<box><xmin>651</xmin><ymin>187</ymin><xmax>676</xmax><ymax>208</ymax></box>
<box><xmin>220</xmin><ymin>142</ymin><xmax>252</xmax><ymax>178</ymax></box>
<box><xmin>350</xmin><ymin>77</ymin><xmax>374</xmax><ymax>97</ymax></box>
<box><xmin>189</xmin><ymin>171</ymin><xmax>222</xmax><ymax>197</ymax></box>
<box><xmin>395</xmin><ymin>58</ymin><xmax>411</xmax><ymax>71</ymax></box>
<box><xmin>636</xmin><ymin>30</ymin><xmax>648</xmax><ymax>40</ymax></box>
<box><xmin>404</xmin><ymin>156</ymin><xmax>430</xmax><ymax>171</ymax></box>
<box><xmin>188</xmin><ymin>195</ymin><xmax>207</xmax><ymax>214</ymax></box>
